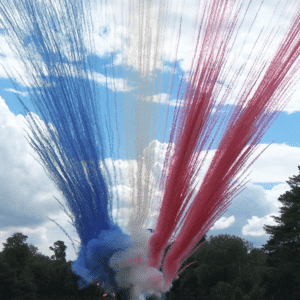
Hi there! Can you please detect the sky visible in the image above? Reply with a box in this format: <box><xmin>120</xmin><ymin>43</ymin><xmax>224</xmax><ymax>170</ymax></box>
<box><xmin>1</xmin><ymin>0</ymin><xmax>300</xmax><ymax>262</ymax></box>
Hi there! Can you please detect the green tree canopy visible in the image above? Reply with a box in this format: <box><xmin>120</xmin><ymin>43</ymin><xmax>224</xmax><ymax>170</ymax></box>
<box><xmin>50</xmin><ymin>240</ymin><xmax>67</xmax><ymax>262</ymax></box>
<box><xmin>2</xmin><ymin>232</ymin><xmax>31</xmax><ymax>270</ymax></box>
<box><xmin>263</xmin><ymin>166</ymin><xmax>300</xmax><ymax>300</ymax></box>
<box><xmin>167</xmin><ymin>234</ymin><xmax>265</xmax><ymax>300</ymax></box>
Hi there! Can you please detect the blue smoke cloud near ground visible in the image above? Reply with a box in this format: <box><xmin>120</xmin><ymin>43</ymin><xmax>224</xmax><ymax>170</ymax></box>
<box><xmin>72</xmin><ymin>226</ymin><xmax>131</xmax><ymax>291</ymax></box>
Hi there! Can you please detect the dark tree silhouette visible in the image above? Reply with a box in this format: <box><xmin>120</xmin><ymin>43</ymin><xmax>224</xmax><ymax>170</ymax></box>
<box><xmin>0</xmin><ymin>232</ymin><xmax>105</xmax><ymax>299</ymax></box>
<box><xmin>263</xmin><ymin>166</ymin><xmax>300</xmax><ymax>300</ymax></box>
<box><xmin>1</xmin><ymin>232</ymin><xmax>37</xmax><ymax>298</ymax></box>
<box><xmin>2</xmin><ymin>232</ymin><xmax>31</xmax><ymax>270</ymax></box>
<box><xmin>0</xmin><ymin>230</ymin><xmax>272</xmax><ymax>299</ymax></box>
<box><xmin>167</xmin><ymin>234</ymin><xmax>266</xmax><ymax>300</ymax></box>
<box><xmin>50</xmin><ymin>240</ymin><xmax>67</xmax><ymax>262</ymax></box>
<box><xmin>0</xmin><ymin>255</ymin><xmax>16</xmax><ymax>299</ymax></box>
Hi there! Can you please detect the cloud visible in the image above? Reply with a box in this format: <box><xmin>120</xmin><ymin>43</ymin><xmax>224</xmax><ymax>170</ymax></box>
<box><xmin>0</xmin><ymin>96</ymin><xmax>79</xmax><ymax>256</ymax></box>
<box><xmin>282</xmin><ymin>82</ymin><xmax>300</xmax><ymax>114</ymax></box>
<box><xmin>103</xmin><ymin>140</ymin><xmax>170</xmax><ymax>231</ymax></box>
<box><xmin>248</xmin><ymin>143</ymin><xmax>300</xmax><ymax>183</ymax></box>
<box><xmin>91</xmin><ymin>71</ymin><xmax>133</xmax><ymax>92</ymax></box>
<box><xmin>0</xmin><ymin>211</ymin><xmax>80</xmax><ymax>261</ymax></box>
<box><xmin>242</xmin><ymin>214</ymin><xmax>278</xmax><ymax>237</ymax></box>
<box><xmin>4</xmin><ymin>88</ymin><xmax>28</xmax><ymax>97</ymax></box>
<box><xmin>211</xmin><ymin>216</ymin><xmax>235</xmax><ymax>230</ymax></box>
<box><xmin>227</xmin><ymin>183</ymin><xmax>275</xmax><ymax>220</ymax></box>
<box><xmin>209</xmin><ymin>181</ymin><xmax>290</xmax><ymax>247</ymax></box>
<box><xmin>0</xmin><ymin>97</ymin><xmax>62</xmax><ymax>226</ymax></box>
<box><xmin>264</xmin><ymin>183</ymin><xmax>289</xmax><ymax>211</ymax></box>
<box><xmin>0</xmin><ymin>35</ymin><xmax>29</xmax><ymax>85</ymax></box>
<box><xmin>142</xmin><ymin>93</ymin><xmax>182</xmax><ymax>106</ymax></box>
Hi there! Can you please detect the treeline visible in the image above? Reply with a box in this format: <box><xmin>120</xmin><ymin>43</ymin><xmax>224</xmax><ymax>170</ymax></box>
<box><xmin>0</xmin><ymin>233</ymin><xmax>106</xmax><ymax>299</ymax></box>
<box><xmin>0</xmin><ymin>232</ymin><xmax>298</xmax><ymax>300</ymax></box>
<box><xmin>0</xmin><ymin>232</ymin><xmax>297</xmax><ymax>300</ymax></box>
<box><xmin>1</xmin><ymin>167</ymin><xmax>300</xmax><ymax>299</ymax></box>
<box><xmin>167</xmin><ymin>234</ymin><xmax>265</xmax><ymax>300</ymax></box>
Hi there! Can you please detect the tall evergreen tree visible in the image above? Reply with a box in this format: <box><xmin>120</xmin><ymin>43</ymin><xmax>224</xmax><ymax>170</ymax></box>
<box><xmin>263</xmin><ymin>166</ymin><xmax>300</xmax><ymax>300</ymax></box>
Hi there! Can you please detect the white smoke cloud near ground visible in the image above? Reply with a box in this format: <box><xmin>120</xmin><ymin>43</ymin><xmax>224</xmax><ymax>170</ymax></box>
<box><xmin>109</xmin><ymin>230</ymin><xmax>171</xmax><ymax>298</ymax></box>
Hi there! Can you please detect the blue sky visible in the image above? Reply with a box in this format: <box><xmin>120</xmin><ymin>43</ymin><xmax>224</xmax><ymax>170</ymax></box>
<box><xmin>1</xmin><ymin>0</ymin><xmax>300</xmax><ymax>261</ymax></box>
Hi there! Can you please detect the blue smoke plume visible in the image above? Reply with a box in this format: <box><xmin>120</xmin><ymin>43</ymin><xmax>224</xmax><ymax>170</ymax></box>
<box><xmin>0</xmin><ymin>0</ymin><xmax>129</xmax><ymax>291</ymax></box>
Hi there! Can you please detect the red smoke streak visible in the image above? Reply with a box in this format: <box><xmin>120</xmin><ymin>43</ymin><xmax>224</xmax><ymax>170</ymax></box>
<box><xmin>149</xmin><ymin>0</ymin><xmax>300</xmax><ymax>284</ymax></box>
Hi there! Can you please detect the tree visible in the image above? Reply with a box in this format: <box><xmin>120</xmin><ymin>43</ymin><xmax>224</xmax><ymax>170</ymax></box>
<box><xmin>263</xmin><ymin>166</ymin><xmax>300</xmax><ymax>299</ymax></box>
<box><xmin>167</xmin><ymin>234</ymin><xmax>265</xmax><ymax>300</ymax></box>
<box><xmin>1</xmin><ymin>232</ymin><xmax>37</xmax><ymax>298</ymax></box>
<box><xmin>0</xmin><ymin>257</ymin><xmax>16</xmax><ymax>299</ymax></box>
<box><xmin>211</xmin><ymin>281</ymin><xmax>233</xmax><ymax>300</ymax></box>
<box><xmin>2</xmin><ymin>232</ymin><xmax>28</xmax><ymax>249</ymax></box>
<box><xmin>28</xmin><ymin>244</ymin><xmax>39</xmax><ymax>257</ymax></box>
<box><xmin>50</xmin><ymin>240</ymin><xmax>67</xmax><ymax>262</ymax></box>
<box><xmin>2</xmin><ymin>232</ymin><xmax>31</xmax><ymax>270</ymax></box>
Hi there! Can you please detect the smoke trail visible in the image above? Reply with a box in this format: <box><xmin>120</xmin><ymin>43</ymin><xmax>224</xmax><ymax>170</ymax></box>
<box><xmin>111</xmin><ymin>0</ymin><xmax>184</xmax><ymax>234</ymax></box>
<box><xmin>0</xmin><ymin>0</ymin><xmax>181</xmax><ymax>296</ymax></box>
<box><xmin>149</xmin><ymin>0</ymin><xmax>300</xmax><ymax>285</ymax></box>
<box><xmin>0</xmin><ymin>0</ymin><xmax>130</xmax><ymax>292</ymax></box>
<box><xmin>2</xmin><ymin>0</ymin><xmax>300</xmax><ymax>298</ymax></box>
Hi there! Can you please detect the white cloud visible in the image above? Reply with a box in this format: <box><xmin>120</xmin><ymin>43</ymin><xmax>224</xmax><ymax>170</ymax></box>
<box><xmin>0</xmin><ymin>96</ymin><xmax>78</xmax><ymax>256</ymax></box>
<box><xmin>205</xmin><ymin>179</ymin><xmax>291</xmax><ymax>247</ymax></box>
<box><xmin>0</xmin><ymin>211</ymin><xmax>80</xmax><ymax>261</ymax></box>
<box><xmin>91</xmin><ymin>71</ymin><xmax>133</xmax><ymax>92</ymax></box>
<box><xmin>264</xmin><ymin>183</ymin><xmax>289</xmax><ymax>211</ymax></box>
<box><xmin>248</xmin><ymin>144</ymin><xmax>300</xmax><ymax>183</ymax></box>
<box><xmin>0</xmin><ymin>97</ymin><xmax>62</xmax><ymax>225</ymax></box>
<box><xmin>225</xmin><ymin>182</ymin><xmax>282</xmax><ymax>225</ymax></box>
<box><xmin>283</xmin><ymin>83</ymin><xmax>300</xmax><ymax>114</ymax></box>
<box><xmin>142</xmin><ymin>93</ymin><xmax>183</xmax><ymax>106</ymax></box>
<box><xmin>103</xmin><ymin>140</ymin><xmax>170</xmax><ymax>231</ymax></box>
<box><xmin>242</xmin><ymin>214</ymin><xmax>278</xmax><ymax>237</ymax></box>
<box><xmin>211</xmin><ymin>216</ymin><xmax>235</xmax><ymax>230</ymax></box>
<box><xmin>4</xmin><ymin>88</ymin><xmax>28</xmax><ymax>97</ymax></box>
<box><xmin>0</xmin><ymin>40</ymin><xmax>29</xmax><ymax>85</ymax></box>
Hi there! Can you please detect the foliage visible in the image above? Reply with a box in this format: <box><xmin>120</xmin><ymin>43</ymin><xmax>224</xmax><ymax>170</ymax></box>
<box><xmin>0</xmin><ymin>232</ymin><xmax>104</xmax><ymax>299</ymax></box>
<box><xmin>2</xmin><ymin>232</ymin><xmax>31</xmax><ymax>270</ymax></box>
<box><xmin>263</xmin><ymin>166</ymin><xmax>300</xmax><ymax>300</ymax></box>
<box><xmin>167</xmin><ymin>234</ymin><xmax>267</xmax><ymax>300</ymax></box>
<box><xmin>0</xmin><ymin>256</ymin><xmax>16</xmax><ymax>299</ymax></box>
<box><xmin>50</xmin><ymin>240</ymin><xmax>67</xmax><ymax>262</ymax></box>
